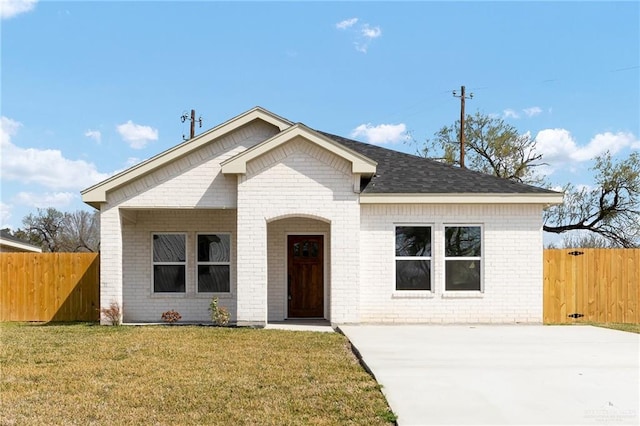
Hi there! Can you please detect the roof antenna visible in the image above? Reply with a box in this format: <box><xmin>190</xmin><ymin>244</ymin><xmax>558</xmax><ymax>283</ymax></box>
<box><xmin>181</xmin><ymin>109</ymin><xmax>203</xmax><ymax>140</ymax></box>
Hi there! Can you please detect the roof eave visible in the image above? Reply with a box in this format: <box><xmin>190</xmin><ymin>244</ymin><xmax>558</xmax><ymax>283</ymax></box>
<box><xmin>0</xmin><ymin>238</ymin><xmax>43</xmax><ymax>253</ymax></box>
<box><xmin>80</xmin><ymin>106</ymin><xmax>293</xmax><ymax>207</ymax></box>
<box><xmin>359</xmin><ymin>193</ymin><xmax>564</xmax><ymax>205</ymax></box>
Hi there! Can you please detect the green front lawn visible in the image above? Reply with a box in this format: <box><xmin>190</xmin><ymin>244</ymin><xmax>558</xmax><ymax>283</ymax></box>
<box><xmin>0</xmin><ymin>324</ymin><xmax>395</xmax><ymax>425</ymax></box>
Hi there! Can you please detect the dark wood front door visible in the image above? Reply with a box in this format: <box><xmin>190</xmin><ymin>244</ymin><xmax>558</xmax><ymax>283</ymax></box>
<box><xmin>287</xmin><ymin>235</ymin><xmax>324</xmax><ymax>318</ymax></box>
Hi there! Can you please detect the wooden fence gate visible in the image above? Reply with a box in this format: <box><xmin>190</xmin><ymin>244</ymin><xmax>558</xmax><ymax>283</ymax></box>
<box><xmin>0</xmin><ymin>253</ymin><xmax>99</xmax><ymax>322</ymax></box>
<box><xmin>543</xmin><ymin>249</ymin><xmax>640</xmax><ymax>324</ymax></box>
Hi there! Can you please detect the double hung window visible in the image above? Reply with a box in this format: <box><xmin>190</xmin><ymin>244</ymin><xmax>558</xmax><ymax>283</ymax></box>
<box><xmin>153</xmin><ymin>233</ymin><xmax>186</xmax><ymax>293</ymax></box>
<box><xmin>197</xmin><ymin>234</ymin><xmax>231</xmax><ymax>293</ymax></box>
<box><xmin>395</xmin><ymin>226</ymin><xmax>432</xmax><ymax>291</ymax></box>
<box><xmin>444</xmin><ymin>226</ymin><xmax>482</xmax><ymax>291</ymax></box>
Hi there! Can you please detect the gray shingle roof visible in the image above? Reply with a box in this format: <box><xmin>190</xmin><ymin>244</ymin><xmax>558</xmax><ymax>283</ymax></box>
<box><xmin>318</xmin><ymin>131</ymin><xmax>558</xmax><ymax>195</ymax></box>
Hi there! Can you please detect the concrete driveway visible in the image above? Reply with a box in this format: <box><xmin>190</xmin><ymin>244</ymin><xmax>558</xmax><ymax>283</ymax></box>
<box><xmin>339</xmin><ymin>325</ymin><xmax>639</xmax><ymax>426</ymax></box>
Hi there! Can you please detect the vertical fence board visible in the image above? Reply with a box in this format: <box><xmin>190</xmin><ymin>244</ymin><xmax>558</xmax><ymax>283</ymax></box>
<box><xmin>0</xmin><ymin>253</ymin><xmax>99</xmax><ymax>322</ymax></box>
<box><xmin>544</xmin><ymin>249</ymin><xmax>640</xmax><ymax>324</ymax></box>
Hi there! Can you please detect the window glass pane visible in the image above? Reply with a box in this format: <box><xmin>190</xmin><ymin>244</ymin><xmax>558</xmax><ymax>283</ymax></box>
<box><xmin>445</xmin><ymin>227</ymin><xmax>481</xmax><ymax>257</ymax></box>
<box><xmin>396</xmin><ymin>260</ymin><xmax>431</xmax><ymax>291</ymax></box>
<box><xmin>153</xmin><ymin>234</ymin><xmax>185</xmax><ymax>262</ymax></box>
<box><xmin>198</xmin><ymin>265</ymin><xmax>230</xmax><ymax>292</ymax></box>
<box><xmin>445</xmin><ymin>260</ymin><xmax>481</xmax><ymax>291</ymax></box>
<box><xmin>153</xmin><ymin>265</ymin><xmax>186</xmax><ymax>292</ymax></box>
<box><xmin>198</xmin><ymin>234</ymin><xmax>230</xmax><ymax>262</ymax></box>
<box><xmin>310</xmin><ymin>242</ymin><xmax>319</xmax><ymax>258</ymax></box>
<box><xmin>396</xmin><ymin>227</ymin><xmax>431</xmax><ymax>257</ymax></box>
<box><xmin>293</xmin><ymin>242</ymin><xmax>300</xmax><ymax>257</ymax></box>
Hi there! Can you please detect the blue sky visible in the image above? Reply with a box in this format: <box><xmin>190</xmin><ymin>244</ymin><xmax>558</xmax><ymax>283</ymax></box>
<box><xmin>1</xmin><ymin>0</ymin><xmax>639</xmax><ymax>231</ymax></box>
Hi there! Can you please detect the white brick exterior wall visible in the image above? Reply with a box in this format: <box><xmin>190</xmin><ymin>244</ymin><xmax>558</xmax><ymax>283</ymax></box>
<box><xmin>121</xmin><ymin>209</ymin><xmax>237</xmax><ymax>323</ymax></box>
<box><xmin>236</xmin><ymin>137</ymin><xmax>360</xmax><ymax>325</ymax></box>
<box><xmin>99</xmin><ymin>121</ymin><xmax>278</xmax><ymax>323</ymax></box>
<box><xmin>97</xmin><ymin>119</ymin><xmax>546</xmax><ymax>325</ymax></box>
<box><xmin>359</xmin><ymin>204</ymin><xmax>544</xmax><ymax>323</ymax></box>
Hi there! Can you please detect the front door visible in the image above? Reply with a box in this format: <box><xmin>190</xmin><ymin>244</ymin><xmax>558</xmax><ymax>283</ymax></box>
<box><xmin>287</xmin><ymin>235</ymin><xmax>324</xmax><ymax>318</ymax></box>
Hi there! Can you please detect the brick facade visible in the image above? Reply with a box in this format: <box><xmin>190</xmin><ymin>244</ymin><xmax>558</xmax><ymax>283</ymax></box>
<box><xmin>97</xmin><ymin>118</ymin><xmax>546</xmax><ymax>325</ymax></box>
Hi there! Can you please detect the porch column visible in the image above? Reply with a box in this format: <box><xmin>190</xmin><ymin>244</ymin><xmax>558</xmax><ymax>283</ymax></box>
<box><xmin>235</xmin><ymin>203</ymin><xmax>268</xmax><ymax>327</ymax></box>
<box><xmin>99</xmin><ymin>206</ymin><xmax>123</xmax><ymax>324</ymax></box>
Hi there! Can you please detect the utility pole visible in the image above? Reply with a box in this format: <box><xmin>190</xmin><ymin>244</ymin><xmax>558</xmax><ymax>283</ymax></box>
<box><xmin>181</xmin><ymin>109</ymin><xmax>202</xmax><ymax>140</ymax></box>
<box><xmin>452</xmin><ymin>86</ymin><xmax>473</xmax><ymax>168</ymax></box>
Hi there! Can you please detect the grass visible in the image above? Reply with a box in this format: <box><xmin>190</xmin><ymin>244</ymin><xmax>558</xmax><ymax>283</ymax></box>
<box><xmin>590</xmin><ymin>322</ymin><xmax>640</xmax><ymax>334</ymax></box>
<box><xmin>0</xmin><ymin>323</ymin><xmax>396</xmax><ymax>425</ymax></box>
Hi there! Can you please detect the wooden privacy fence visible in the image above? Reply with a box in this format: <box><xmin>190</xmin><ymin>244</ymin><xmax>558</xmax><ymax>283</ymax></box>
<box><xmin>544</xmin><ymin>249</ymin><xmax>640</xmax><ymax>324</ymax></box>
<box><xmin>0</xmin><ymin>253</ymin><xmax>99</xmax><ymax>321</ymax></box>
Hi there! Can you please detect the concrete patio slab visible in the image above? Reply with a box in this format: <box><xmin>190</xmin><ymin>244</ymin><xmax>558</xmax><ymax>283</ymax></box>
<box><xmin>339</xmin><ymin>325</ymin><xmax>639</xmax><ymax>426</ymax></box>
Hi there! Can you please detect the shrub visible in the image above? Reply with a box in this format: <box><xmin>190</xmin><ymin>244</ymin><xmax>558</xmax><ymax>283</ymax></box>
<box><xmin>209</xmin><ymin>297</ymin><xmax>230</xmax><ymax>326</ymax></box>
<box><xmin>161</xmin><ymin>310</ymin><xmax>182</xmax><ymax>323</ymax></box>
<box><xmin>100</xmin><ymin>302</ymin><xmax>122</xmax><ymax>326</ymax></box>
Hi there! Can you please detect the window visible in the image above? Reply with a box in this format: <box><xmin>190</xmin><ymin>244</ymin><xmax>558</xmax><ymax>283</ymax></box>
<box><xmin>445</xmin><ymin>226</ymin><xmax>482</xmax><ymax>291</ymax></box>
<box><xmin>395</xmin><ymin>226</ymin><xmax>432</xmax><ymax>291</ymax></box>
<box><xmin>197</xmin><ymin>234</ymin><xmax>230</xmax><ymax>293</ymax></box>
<box><xmin>153</xmin><ymin>234</ymin><xmax>186</xmax><ymax>293</ymax></box>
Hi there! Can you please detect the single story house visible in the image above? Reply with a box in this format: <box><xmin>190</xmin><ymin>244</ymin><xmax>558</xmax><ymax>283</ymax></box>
<box><xmin>82</xmin><ymin>107</ymin><xmax>563</xmax><ymax>325</ymax></box>
<box><xmin>0</xmin><ymin>229</ymin><xmax>43</xmax><ymax>253</ymax></box>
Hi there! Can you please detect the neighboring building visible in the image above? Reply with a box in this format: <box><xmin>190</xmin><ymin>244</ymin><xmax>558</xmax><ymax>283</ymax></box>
<box><xmin>0</xmin><ymin>229</ymin><xmax>43</xmax><ymax>253</ymax></box>
<box><xmin>82</xmin><ymin>107</ymin><xmax>563</xmax><ymax>325</ymax></box>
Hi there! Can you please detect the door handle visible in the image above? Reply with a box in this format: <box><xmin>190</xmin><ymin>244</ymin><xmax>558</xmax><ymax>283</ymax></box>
<box><xmin>288</xmin><ymin>274</ymin><xmax>292</xmax><ymax>300</ymax></box>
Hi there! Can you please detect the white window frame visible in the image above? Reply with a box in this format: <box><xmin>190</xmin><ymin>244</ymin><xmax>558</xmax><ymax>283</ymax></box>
<box><xmin>152</xmin><ymin>232</ymin><xmax>187</xmax><ymax>294</ymax></box>
<box><xmin>443</xmin><ymin>224</ymin><xmax>483</xmax><ymax>293</ymax></box>
<box><xmin>394</xmin><ymin>224</ymin><xmax>433</xmax><ymax>292</ymax></box>
<box><xmin>196</xmin><ymin>232</ymin><xmax>231</xmax><ymax>294</ymax></box>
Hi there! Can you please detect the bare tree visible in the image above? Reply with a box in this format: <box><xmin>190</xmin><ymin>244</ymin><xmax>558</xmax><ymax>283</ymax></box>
<box><xmin>422</xmin><ymin>113</ymin><xmax>640</xmax><ymax>247</ymax></box>
<box><xmin>12</xmin><ymin>208</ymin><xmax>100</xmax><ymax>252</ymax></box>
<box><xmin>60</xmin><ymin>210</ymin><xmax>100</xmax><ymax>252</ymax></box>
<box><xmin>423</xmin><ymin>112</ymin><xmax>545</xmax><ymax>185</ymax></box>
<box><xmin>543</xmin><ymin>152</ymin><xmax>640</xmax><ymax>248</ymax></box>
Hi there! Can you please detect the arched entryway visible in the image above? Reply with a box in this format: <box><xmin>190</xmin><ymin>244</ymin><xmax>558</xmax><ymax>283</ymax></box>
<box><xmin>266</xmin><ymin>216</ymin><xmax>331</xmax><ymax>322</ymax></box>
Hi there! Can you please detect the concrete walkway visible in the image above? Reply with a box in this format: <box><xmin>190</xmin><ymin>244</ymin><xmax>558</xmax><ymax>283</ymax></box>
<box><xmin>339</xmin><ymin>325</ymin><xmax>640</xmax><ymax>426</ymax></box>
<box><xmin>265</xmin><ymin>320</ymin><xmax>334</xmax><ymax>333</ymax></box>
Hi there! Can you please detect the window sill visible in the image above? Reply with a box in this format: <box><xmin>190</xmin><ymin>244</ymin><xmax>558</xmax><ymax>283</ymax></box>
<box><xmin>195</xmin><ymin>293</ymin><xmax>234</xmax><ymax>299</ymax></box>
<box><xmin>392</xmin><ymin>291</ymin><xmax>435</xmax><ymax>299</ymax></box>
<box><xmin>151</xmin><ymin>293</ymin><xmax>187</xmax><ymax>298</ymax></box>
<box><xmin>441</xmin><ymin>291</ymin><xmax>484</xmax><ymax>299</ymax></box>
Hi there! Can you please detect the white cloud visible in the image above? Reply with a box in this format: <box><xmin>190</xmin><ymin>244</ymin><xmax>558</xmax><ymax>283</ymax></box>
<box><xmin>116</xmin><ymin>120</ymin><xmax>158</xmax><ymax>149</ymax></box>
<box><xmin>361</xmin><ymin>24</ymin><xmax>382</xmax><ymax>39</ymax></box>
<box><xmin>14</xmin><ymin>191</ymin><xmax>76</xmax><ymax>209</ymax></box>
<box><xmin>350</xmin><ymin>123</ymin><xmax>409</xmax><ymax>145</ymax></box>
<box><xmin>0</xmin><ymin>0</ymin><xmax>37</xmax><ymax>19</ymax></box>
<box><xmin>85</xmin><ymin>129</ymin><xmax>101</xmax><ymax>144</ymax></box>
<box><xmin>126</xmin><ymin>157</ymin><xmax>141</xmax><ymax>167</ymax></box>
<box><xmin>336</xmin><ymin>17</ymin><xmax>381</xmax><ymax>53</ymax></box>
<box><xmin>0</xmin><ymin>202</ymin><xmax>12</xmax><ymax>229</ymax></box>
<box><xmin>503</xmin><ymin>106</ymin><xmax>543</xmax><ymax>119</ymax></box>
<box><xmin>503</xmin><ymin>109</ymin><xmax>520</xmax><ymax>119</ymax></box>
<box><xmin>1</xmin><ymin>116</ymin><xmax>110</xmax><ymax>191</ymax></box>
<box><xmin>523</xmin><ymin>106</ymin><xmax>542</xmax><ymax>117</ymax></box>
<box><xmin>535</xmin><ymin>128</ymin><xmax>639</xmax><ymax>164</ymax></box>
<box><xmin>336</xmin><ymin>17</ymin><xmax>358</xmax><ymax>30</ymax></box>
